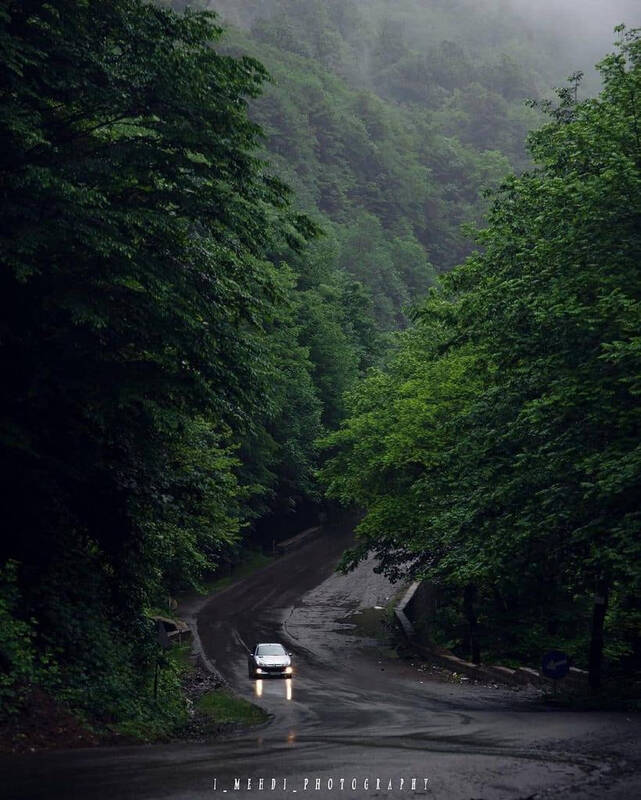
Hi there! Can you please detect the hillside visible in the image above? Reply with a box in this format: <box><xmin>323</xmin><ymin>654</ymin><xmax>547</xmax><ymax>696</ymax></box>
<box><xmin>165</xmin><ymin>0</ymin><xmax>571</xmax><ymax>327</ymax></box>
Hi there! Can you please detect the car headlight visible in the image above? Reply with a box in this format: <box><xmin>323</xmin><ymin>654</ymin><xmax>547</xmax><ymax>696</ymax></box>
<box><xmin>285</xmin><ymin>666</ymin><xmax>292</xmax><ymax>674</ymax></box>
<box><xmin>256</xmin><ymin>668</ymin><xmax>263</xmax><ymax>674</ymax></box>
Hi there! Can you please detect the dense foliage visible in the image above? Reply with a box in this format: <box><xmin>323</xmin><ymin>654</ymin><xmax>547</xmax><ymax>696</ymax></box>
<box><xmin>322</xmin><ymin>28</ymin><xmax>641</xmax><ymax>689</ymax></box>
<box><xmin>3</xmin><ymin>0</ymin><xmax>637</xmax><ymax>735</ymax></box>
<box><xmin>164</xmin><ymin>0</ymin><xmax>551</xmax><ymax>329</ymax></box>
<box><xmin>0</xmin><ymin>0</ymin><xmax>329</xmax><ymax>725</ymax></box>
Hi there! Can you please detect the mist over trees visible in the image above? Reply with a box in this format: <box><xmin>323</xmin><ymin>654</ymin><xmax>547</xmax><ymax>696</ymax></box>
<box><xmin>505</xmin><ymin>0</ymin><xmax>640</xmax><ymax>45</ymax></box>
<box><xmin>171</xmin><ymin>0</ymin><xmax>551</xmax><ymax>289</ymax></box>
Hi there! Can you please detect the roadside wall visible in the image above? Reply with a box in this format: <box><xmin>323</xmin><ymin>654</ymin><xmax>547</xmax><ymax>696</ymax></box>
<box><xmin>403</xmin><ymin>580</ymin><xmax>436</xmax><ymax>643</ymax></box>
<box><xmin>395</xmin><ymin>580</ymin><xmax>588</xmax><ymax>690</ymax></box>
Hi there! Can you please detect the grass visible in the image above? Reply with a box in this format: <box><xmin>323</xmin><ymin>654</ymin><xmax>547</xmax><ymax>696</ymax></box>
<box><xmin>108</xmin><ymin>647</ymin><xmax>269</xmax><ymax>741</ymax></box>
<box><xmin>196</xmin><ymin>689</ymin><xmax>268</xmax><ymax>725</ymax></box>
<box><xmin>167</xmin><ymin>642</ymin><xmax>193</xmax><ymax>672</ymax></box>
<box><xmin>107</xmin><ymin>643</ymin><xmax>195</xmax><ymax>742</ymax></box>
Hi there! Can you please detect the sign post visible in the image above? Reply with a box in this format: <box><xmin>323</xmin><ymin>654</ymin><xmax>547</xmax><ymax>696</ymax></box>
<box><xmin>541</xmin><ymin>650</ymin><xmax>570</xmax><ymax>695</ymax></box>
<box><xmin>155</xmin><ymin>620</ymin><xmax>171</xmax><ymax>701</ymax></box>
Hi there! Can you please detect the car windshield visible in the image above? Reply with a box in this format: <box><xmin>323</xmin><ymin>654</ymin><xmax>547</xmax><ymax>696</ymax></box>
<box><xmin>256</xmin><ymin>644</ymin><xmax>285</xmax><ymax>656</ymax></box>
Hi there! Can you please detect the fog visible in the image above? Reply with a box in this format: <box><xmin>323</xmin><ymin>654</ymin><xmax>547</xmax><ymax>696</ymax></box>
<box><xmin>497</xmin><ymin>0</ymin><xmax>640</xmax><ymax>87</ymax></box>
<box><xmin>395</xmin><ymin>0</ymin><xmax>641</xmax><ymax>87</ymax></box>
<box><xmin>211</xmin><ymin>0</ymin><xmax>640</xmax><ymax>87</ymax></box>
<box><xmin>506</xmin><ymin>0</ymin><xmax>639</xmax><ymax>35</ymax></box>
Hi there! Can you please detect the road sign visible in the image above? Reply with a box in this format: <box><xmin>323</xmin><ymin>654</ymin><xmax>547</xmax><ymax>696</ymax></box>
<box><xmin>541</xmin><ymin>650</ymin><xmax>570</xmax><ymax>680</ymax></box>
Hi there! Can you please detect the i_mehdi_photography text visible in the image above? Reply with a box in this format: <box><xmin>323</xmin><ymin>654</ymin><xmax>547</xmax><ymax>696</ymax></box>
<box><xmin>212</xmin><ymin>777</ymin><xmax>431</xmax><ymax>793</ymax></box>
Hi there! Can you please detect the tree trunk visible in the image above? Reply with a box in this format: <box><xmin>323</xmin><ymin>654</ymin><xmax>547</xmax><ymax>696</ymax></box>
<box><xmin>463</xmin><ymin>583</ymin><xmax>481</xmax><ymax>665</ymax></box>
<box><xmin>588</xmin><ymin>579</ymin><xmax>609</xmax><ymax>693</ymax></box>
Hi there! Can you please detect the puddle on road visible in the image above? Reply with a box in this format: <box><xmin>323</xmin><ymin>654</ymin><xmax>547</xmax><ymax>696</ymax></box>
<box><xmin>338</xmin><ymin>607</ymin><xmax>399</xmax><ymax>648</ymax></box>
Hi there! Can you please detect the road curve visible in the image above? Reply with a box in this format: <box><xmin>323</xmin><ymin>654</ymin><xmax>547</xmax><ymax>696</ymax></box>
<box><xmin>2</xmin><ymin>519</ymin><xmax>641</xmax><ymax>800</ymax></box>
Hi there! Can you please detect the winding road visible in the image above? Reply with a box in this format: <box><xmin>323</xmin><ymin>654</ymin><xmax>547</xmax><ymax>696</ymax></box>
<box><xmin>3</xmin><ymin>520</ymin><xmax>641</xmax><ymax>799</ymax></box>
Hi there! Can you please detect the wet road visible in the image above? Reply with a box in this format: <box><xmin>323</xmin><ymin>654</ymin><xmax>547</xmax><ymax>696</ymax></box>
<box><xmin>3</xmin><ymin>520</ymin><xmax>641</xmax><ymax>799</ymax></box>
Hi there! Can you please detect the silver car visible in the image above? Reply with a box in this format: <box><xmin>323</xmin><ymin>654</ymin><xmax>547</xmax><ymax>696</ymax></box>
<box><xmin>248</xmin><ymin>642</ymin><xmax>293</xmax><ymax>679</ymax></box>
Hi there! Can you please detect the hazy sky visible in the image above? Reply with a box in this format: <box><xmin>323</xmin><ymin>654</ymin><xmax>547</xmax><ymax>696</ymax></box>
<box><xmin>506</xmin><ymin>0</ymin><xmax>639</xmax><ymax>39</ymax></box>
<box><xmin>492</xmin><ymin>0</ymin><xmax>640</xmax><ymax>84</ymax></box>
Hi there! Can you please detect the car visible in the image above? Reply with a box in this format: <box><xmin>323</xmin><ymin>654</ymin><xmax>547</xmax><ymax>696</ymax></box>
<box><xmin>248</xmin><ymin>642</ymin><xmax>293</xmax><ymax>679</ymax></box>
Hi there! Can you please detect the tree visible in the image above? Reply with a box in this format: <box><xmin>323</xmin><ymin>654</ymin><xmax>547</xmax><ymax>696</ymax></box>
<box><xmin>322</xmin><ymin>28</ymin><xmax>641</xmax><ymax>689</ymax></box>
<box><xmin>0</xmin><ymin>0</ymin><xmax>313</xmax><ymax>718</ymax></box>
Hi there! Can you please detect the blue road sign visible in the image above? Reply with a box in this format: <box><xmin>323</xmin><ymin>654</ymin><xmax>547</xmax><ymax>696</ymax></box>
<box><xmin>541</xmin><ymin>650</ymin><xmax>570</xmax><ymax>680</ymax></box>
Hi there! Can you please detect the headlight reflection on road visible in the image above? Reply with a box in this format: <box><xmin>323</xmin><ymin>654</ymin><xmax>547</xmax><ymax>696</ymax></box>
<box><xmin>254</xmin><ymin>677</ymin><xmax>292</xmax><ymax>701</ymax></box>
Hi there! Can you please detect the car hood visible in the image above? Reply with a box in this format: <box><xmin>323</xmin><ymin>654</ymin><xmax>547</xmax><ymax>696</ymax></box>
<box><xmin>256</xmin><ymin>655</ymin><xmax>291</xmax><ymax>666</ymax></box>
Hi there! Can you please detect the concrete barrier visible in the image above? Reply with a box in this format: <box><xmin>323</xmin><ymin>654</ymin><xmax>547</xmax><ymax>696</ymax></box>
<box><xmin>276</xmin><ymin>526</ymin><xmax>322</xmax><ymax>555</ymax></box>
<box><xmin>394</xmin><ymin>582</ymin><xmax>420</xmax><ymax>641</ymax></box>
<box><xmin>514</xmin><ymin>666</ymin><xmax>541</xmax><ymax>686</ymax></box>
<box><xmin>394</xmin><ymin>580</ymin><xmax>588</xmax><ymax>689</ymax></box>
<box><xmin>150</xmin><ymin>615</ymin><xmax>192</xmax><ymax>645</ymax></box>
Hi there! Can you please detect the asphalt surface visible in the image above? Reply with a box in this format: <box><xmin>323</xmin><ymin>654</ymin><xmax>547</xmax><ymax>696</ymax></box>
<box><xmin>3</xmin><ymin>519</ymin><xmax>641</xmax><ymax>800</ymax></box>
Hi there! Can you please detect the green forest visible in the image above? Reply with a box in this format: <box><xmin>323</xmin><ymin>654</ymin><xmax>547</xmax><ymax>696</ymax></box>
<box><xmin>1</xmin><ymin>0</ymin><xmax>640</xmax><ymax>737</ymax></box>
